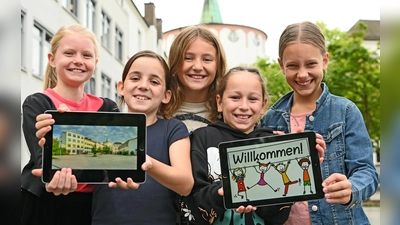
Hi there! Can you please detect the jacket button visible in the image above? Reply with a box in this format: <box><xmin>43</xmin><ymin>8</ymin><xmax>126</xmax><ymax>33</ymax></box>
<box><xmin>311</xmin><ymin>205</ymin><xmax>318</xmax><ymax>211</ymax></box>
<box><xmin>309</xmin><ymin>116</ymin><xmax>315</xmax><ymax>121</ymax></box>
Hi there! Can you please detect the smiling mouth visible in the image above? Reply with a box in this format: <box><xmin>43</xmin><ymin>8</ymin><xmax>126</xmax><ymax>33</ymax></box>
<box><xmin>188</xmin><ymin>75</ymin><xmax>205</xmax><ymax>79</ymax></box>
<box><xmin>69</xmin><ymin>69</ymin><xmax>85</xmax><ymax>73</ymax></box>
<box><xmin>297</xmin><ymin>80</ymin><xmax>312</xmax><ymax>86</ymax></box>
<box><xmin>236</xmin><ymin>115</ymin><xmax>251</xmax><ymax>119</ymax></box>
<box><xmin>134</xmin><ymin>95</ymin><xmax>149</xmax><ymax>100</ymax></box>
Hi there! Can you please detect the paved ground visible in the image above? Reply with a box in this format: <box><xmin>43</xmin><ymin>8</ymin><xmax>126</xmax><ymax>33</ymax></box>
<box><xmin>51</xmin><ymin>154</ymin><xmax>138</xmax><ymax>169</ymax></box>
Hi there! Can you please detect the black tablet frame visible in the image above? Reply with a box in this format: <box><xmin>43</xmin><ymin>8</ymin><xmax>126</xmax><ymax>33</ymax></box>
<box><xmin>42</xmin><ymin>111</ymin><xmax>147</xmax><ymax>184</ymax></box>
<box><xmin>218</xmin><ymin>131</ymin><xmax>323</xmax><ymax>209</ymax></box>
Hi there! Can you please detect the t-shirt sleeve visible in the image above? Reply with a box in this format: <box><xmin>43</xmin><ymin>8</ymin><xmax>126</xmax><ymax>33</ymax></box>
<box><xmin>166</xmin><ymin>118</ymin><xmax>190</xmax><ymax>145</ymax></box>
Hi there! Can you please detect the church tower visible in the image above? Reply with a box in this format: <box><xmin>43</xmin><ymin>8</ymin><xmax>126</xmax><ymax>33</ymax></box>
<box><xmin>200</xmin><ymin>0</ymin><xmax>223</xmax><ymax>24</ymax></box>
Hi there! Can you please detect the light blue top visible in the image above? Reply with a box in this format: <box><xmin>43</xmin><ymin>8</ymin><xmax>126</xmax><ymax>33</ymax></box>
<box><xmin>259</xmin><ymin>82</ymin><xmax>379</xmax><ymax>225</ymax></box>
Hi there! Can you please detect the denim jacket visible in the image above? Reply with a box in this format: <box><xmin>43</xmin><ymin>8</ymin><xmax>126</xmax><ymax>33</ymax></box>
<box><xmin>259</xmin><ymin>83</ymin><xmax>379</xmax><ymax>225</ymax></box>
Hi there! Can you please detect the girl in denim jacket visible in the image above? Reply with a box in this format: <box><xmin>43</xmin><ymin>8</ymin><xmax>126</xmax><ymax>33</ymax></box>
<box><xmin>259</xmin><ymin>21</ymin><xmax>379</xmax><ymax>225</ymax></box>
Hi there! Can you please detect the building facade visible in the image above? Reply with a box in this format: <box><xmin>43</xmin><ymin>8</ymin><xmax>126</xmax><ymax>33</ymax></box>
<box><xmin>163</xmin><ymin>0</ymin><xmax>268</xmax><ymax>69</ymax></box>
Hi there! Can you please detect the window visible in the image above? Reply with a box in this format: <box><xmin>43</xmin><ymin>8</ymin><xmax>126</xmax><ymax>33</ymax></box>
<box><xmin>84</xmin><ymin>0</ymin><xmax>96</xmax><ymax>32</ymax></box>
<box><xmin>228</xmin><ymin>31</ymin><xmax>238</xmax><ymax>42</ymax></box>
<box><xmin>32</xmin><ymin>23</ymin><xmax>52</xmax><ymax>78</ymax></box>
<box><xmin>85</xmin><ymin>76</ymin><xmax>96</xmax><ymax>94</ymax></box>
<box><xmin>21</xmin><ymin>12</ymin><xmax>25</xmax><ymax>69</ymax></box>
<box><xmin>101</xmin><ymin>74</ymin><xmax>111</xmax><ymax>98</ymax></box>
<box><xmin>115</xmin><ymin>27</ymin><xmax>123</xmax><ymax>61</ymax></box>
<box><xmin>62</xmin><ymin>0</ymin><xmax>78</xmax><ymax>17</ymax></box>
<box><xmin>137</xmin><ymin>30</ymin><xmax>142</xmax><ymax>51</ymax></box>
<box><xmin>115</xmin><ymin>83</ymin><xmax>119</xmax><ymax>104</ymax></box>
<box><xmin>101</xmin><ymin>11</ymin><xmax>111</xmax><ymax>49</ymax></box>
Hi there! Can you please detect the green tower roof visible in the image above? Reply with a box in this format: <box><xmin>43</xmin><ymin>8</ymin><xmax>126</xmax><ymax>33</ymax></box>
<box><xmin>200</xmin><ymin>0</ymin><xmax>222</xmax><ymax>24</ymax></box>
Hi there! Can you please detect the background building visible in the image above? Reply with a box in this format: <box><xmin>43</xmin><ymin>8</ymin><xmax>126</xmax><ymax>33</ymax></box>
<box><xmin>20</xmin><ymin>0</ymin><xmax>163</xmax><ymax>169</ymax></box>
<box><xmin>162</xmin><ymin>0</ymin><xmax>268</xmax><ymax>69</ymax></box>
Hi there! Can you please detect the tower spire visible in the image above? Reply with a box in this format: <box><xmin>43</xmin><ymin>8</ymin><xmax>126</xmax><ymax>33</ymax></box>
<box><xmin>200</xmin><ymin>0</ymin><xmax>222</xmax><ymax>24</ymax></box>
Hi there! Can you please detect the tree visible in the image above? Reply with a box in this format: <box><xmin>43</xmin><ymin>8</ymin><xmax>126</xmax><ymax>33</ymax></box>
<box><xmin>254</xmin><ymin>56</ymin><xmax>291</xmax><ymax>105</ymax></box>
<box><xmin>91</xmin><ymin>144</ymin><xmax>97</xmax><ymax>157</ymax></box>
<box><xmin>319</xmin><ymin>22</ymin><xmax>380</xmax><ymax>153</ymax></box>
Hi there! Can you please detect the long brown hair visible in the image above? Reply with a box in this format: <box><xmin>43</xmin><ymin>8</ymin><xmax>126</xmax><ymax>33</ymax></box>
<box><xmin>160</xmin><ymin>25</ymin><xmax>227</xmax><ymax>119</ymax></box>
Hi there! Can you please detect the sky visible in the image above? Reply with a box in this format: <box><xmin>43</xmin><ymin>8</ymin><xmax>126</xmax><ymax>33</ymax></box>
<box><xmin>132</xmin><ymin>0</ymin><xmax>380</xmax><ymax>60</ymax></box>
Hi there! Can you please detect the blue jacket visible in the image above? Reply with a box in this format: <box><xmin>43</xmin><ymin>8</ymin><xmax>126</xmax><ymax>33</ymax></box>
<box><xmin>259</xmin><ymin>83</ymin><xmax>379</xmax><ymax>225</ymax></box>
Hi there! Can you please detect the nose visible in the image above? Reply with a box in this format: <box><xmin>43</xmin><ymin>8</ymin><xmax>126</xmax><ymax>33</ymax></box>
<box><xmin>192</xmin><ymin>59</ymin><xmax>203</xmax><ymax>71</ymax></box>
<box><xmin>73</xmin><ymin>54</ymin><xmax>83</xmax><ymax>65</ymax></box>
<box><xmin>297</xmin><ymin>66</ymin><xmax>308</xmax><ymax>78</ymax></box>
<box><xmin>137</xmin><ymin>79</ymin><xmax>149</xmax><ymax>90</ymax></box>
<box><xmin>238</xmin><ymin>99</ymin><xmax>249</xmax><ymax>110</ymax></box>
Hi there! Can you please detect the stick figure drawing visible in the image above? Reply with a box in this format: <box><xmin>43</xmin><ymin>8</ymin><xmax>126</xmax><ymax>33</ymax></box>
<box><xmin>231</xmin><ymin>167</ymin><xmax>249</xmax><ymax>201</ymax></box>
<box><xmin>246</xmin><ymin>162</ymin><xmax>279</xmax><ymax>192</ymax></box>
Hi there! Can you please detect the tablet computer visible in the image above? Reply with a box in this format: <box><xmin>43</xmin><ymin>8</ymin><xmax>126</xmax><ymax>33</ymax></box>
<box><xmin>219</xmin><ymin>131</ymin><xmax>323</xmax><ymax>209</ymax></box>
<box><xmin>42</xmin><ymin>111</ymin><xmax>147</xmax><ymax>184</ymax></box>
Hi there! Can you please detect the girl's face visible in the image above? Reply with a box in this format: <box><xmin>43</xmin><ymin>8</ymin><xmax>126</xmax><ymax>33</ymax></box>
<box><xmin>178</xmin><ymin>37</ymin><xmax>217</xmax><ymax>101</ymax></box>
<box><xmin>216</xmin><ymin>72</ymin><xmax>267</xmax><ymax>134</ymax></box>
<box><xmin>278</xmin><ymin>43</ymin><xmax>328</xmax><ymax>101</ymax></box>
<box><xmin>118</xmin><ymin>57</ymin><xmax>171</xmax><ymax>122</ymax></box>
<box><xmin>49</xmin><ymin>33</ymin><xmax>98</xmax><ymax>88</ymax></box>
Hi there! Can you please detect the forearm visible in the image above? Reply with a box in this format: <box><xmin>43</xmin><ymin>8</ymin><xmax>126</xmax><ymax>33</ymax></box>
<box><xmin>146</xmin><ymin>156</ymin><xmax>194</xmax><ymax>196</ymax></box>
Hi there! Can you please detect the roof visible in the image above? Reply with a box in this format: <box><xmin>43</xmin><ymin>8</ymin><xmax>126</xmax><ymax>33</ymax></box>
<box><xmin>348</xmin><ymin>20</ymin><xmax>380</xmax><ymax>41</ymax></box>
<box><xmin>200</xmin><ymin>0</ymin><xmax>223</xmax><ymax>24</ymax></box>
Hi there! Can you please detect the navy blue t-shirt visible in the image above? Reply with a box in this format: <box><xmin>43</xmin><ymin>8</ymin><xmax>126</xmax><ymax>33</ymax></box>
<box><xmin>92</xmin><ymin>118</ymin><xmax>189</xmax><ymax>225</ymax></box>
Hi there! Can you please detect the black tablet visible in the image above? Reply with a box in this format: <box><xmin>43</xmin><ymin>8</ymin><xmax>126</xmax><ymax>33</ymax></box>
<box><xmin>218</xmin><ymin>131</ymin><xmax>323</xmax><ymax>209</ymax></box>
<box><xmin>42</xmin><ymin>111</ymin><xmax>147</xmax><ymax>184</ymax></box>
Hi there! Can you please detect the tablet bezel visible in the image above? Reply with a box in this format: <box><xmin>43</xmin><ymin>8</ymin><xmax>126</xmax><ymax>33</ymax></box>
<box><xmin>218</xmin><ymin>131</ymin><xmax>323</xmax><ymax>209</ymax></box>
<box><xmin>42</xmin><ymin>110</ymin><xmax>147</xmax><ymax>184</ymax></box>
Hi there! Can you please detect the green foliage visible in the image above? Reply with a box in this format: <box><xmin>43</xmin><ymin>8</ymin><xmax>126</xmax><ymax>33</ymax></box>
<box><xmin>102</xmin><ymin>146</ymin><xmax>111</xmax><ymax>154</ymax></box>
<box><xmin>319</xmin><ymin>22</ymin><xmax>380</xmax><ymax>153</ymax></box>
<box><xmin>254</xmin><ymin>56</ymin><xmax>291</xmax><ymax>106</ymax></box>
<box><xmin>254</xmin><ymin>22</ymin><xmax>380</xmax><ymax>153</ymax></box>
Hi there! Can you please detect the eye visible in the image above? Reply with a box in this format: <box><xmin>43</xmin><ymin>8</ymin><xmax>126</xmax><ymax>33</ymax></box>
<box><xmin>130</xmin><ymin>76</ymin><xmax>140</xmax><ymax>81</ymax></box>
<box><xmin>184</xmin><ymin>56</ymin><xmax>193</xmax><ymax>61</ymax></box>
<box><xmin>203</xmin><ymin>58</ymin><xmax>213</xmax><ymax>62</ymax></box>
<box><xmin>83</xmin><ymin>53</ymin><xmax>93</xmax><ymax>58</ymax></box>
<box><xmin>150</xmin><ymin>79</ymin><xmax>160</xmax><ymax>85</ymax></box>
<box><xmin>307</xmin><ymin>62</ymin><xmax>317</xmax><ymax>67</ymax></box>
<box><xmin>64</xmin><ymin>51</ymin><xmax>73</xmax><ymax>56</ymax></box>
<box><xmin>230</xmin><ymin>96</ymin><xmax>240</xmax><ymax>100</ymax></box>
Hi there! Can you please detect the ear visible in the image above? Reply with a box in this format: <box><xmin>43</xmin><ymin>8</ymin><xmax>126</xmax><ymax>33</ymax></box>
<box><xmin>161</xmin><ymin>90</ymin><xmax>172</xmax><ymax>104</ymax></box>
<box><xmin>117</xmin><ymin>81</ymin><xmax>124</xmax><ymax>97</ymax></box>
<box><xmin>216</xmin><ymin>94</ymin><xmax>223</xmax><ymax>113</ymax></box>
<box><xmin>323</xmin><ymin>52</ymin><xmax>329</xmax><ymax>70</ymax></box>
<box><xmin>48</xmin><ymin>53</ymin><xmax>56</xmax><ymax>68</ymax></box>
<box><xmin>95</xmin><ymin>58</ymin><xmax>99</xmax><ymax>66</ymax></box>
<box><xmin>278</xmin><ymin>58</ymin><xmax>285</xmax><ymax>74</ymax></box>
<box><xmin>260</xmin><ymin>98</ymin><xmax>268</xmax><ymax>116</ymax></box>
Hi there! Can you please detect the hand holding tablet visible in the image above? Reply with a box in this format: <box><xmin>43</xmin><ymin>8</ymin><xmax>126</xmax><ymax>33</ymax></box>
<box><xmin>42</xmin><ymin>111</ymin><xmax>147</xmax><ymax>184</ymax></box>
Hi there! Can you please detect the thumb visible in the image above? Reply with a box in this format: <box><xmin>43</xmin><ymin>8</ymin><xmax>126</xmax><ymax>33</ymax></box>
<box><xmin>295</xmin><ymin>127</ymin><xmax>303</xmax><ymax>133</ymax></box>
<box><xmin>32</xmin><ymin>169</ymin><xmax>43</xmax><ymax>177</ymax></box>
<box><xmin>58</xmin><ymin>104</ymin><xmax>71</xmax><ymax>112</ymax></box>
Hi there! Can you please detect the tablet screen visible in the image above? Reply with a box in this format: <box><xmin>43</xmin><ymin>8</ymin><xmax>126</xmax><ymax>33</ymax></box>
<box><xmin>42</xmin><ymin>111</ymin><xmax>146</xmax><ymax>184</ymax></box>
<box><xmin>219</xmin><ymin>131</ymin><xmax>323</xmax><ymax>209</ymax></box>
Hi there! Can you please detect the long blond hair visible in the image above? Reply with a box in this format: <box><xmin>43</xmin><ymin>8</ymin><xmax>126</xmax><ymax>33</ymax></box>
<box><xmin>43</xmin><ymin>24</ymin><xmax>99</xmax><ymax>90</ymax></box>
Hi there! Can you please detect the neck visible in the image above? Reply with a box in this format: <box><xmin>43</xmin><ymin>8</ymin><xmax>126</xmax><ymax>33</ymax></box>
<box><xmin>52</xmin><ymin>85</ymin><xmax>85</xmax><ymax>102</ymax></box>
<box><xmin>183</xmin><ymin>88</ymin><xmax>208</xmax><ymax>103</ymax></box>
